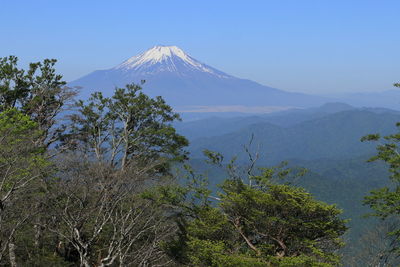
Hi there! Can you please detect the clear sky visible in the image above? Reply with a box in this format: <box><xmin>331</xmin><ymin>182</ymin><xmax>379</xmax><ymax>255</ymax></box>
<box><xmin>1</xmin><ymin>0</ymin><xmax>399</xmax><ymax>94</ymax></box>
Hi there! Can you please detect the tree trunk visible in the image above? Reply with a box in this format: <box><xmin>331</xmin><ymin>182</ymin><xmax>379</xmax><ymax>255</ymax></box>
<box><xmin>8</xmin><ymin>240</ymin><xmax>17</xmax><ymax>267</ymax></box>
<box><xmin>80</xmin><ymin>255</ymin><xmax>91</xmax><ymax>267</ymax></box>
<box><xmin>34</xmin><ymin>223</ymin><xmax>41</xmax><ymax>248</ymax></box>
<box><xmin>233</xmin><ymin>217</ymin><xmax>261</xmax><ymax>256</ymax></box>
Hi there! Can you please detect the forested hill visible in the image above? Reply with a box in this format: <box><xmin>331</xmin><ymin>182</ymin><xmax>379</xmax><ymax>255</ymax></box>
<box><xmin>181</xmin><ymin>107</ymin><xmax>400</xmax><ymax>163</ymax></box>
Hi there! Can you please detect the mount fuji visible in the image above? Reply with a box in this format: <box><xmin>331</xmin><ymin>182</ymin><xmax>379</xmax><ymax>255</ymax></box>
<box><xmin>69</xmin><ymin>45</ymin><xmax>331</xmax><ymax>112</ymax></box>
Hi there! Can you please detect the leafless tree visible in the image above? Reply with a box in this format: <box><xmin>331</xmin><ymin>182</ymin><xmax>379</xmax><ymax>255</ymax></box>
<box><xmin>344</xmin><ymin>219</ymin><xmax>400</xmax><ymax>267</ymax></box>
<box><xmin>42</xmin><ymin>154</ymin><xmax>175</xmax><ymax>266</ymax></box>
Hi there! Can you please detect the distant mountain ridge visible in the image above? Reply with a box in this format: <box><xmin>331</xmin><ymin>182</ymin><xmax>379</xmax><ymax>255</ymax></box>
<box><xmin>69</xmin><ymin>45</ymin><xmax>331</xmax><ymax>110</ymax></box>
<box><xmin>176</xmin><ymin>102</ymin><xmax>359</xmax><ymax>139</ymax></box>
<box><xmin>183</xmin><ymin>105</ymin><xmax>400</xmax><ymax>163</ymax></box>
<box><xmin>333</xmin><ymin>90</ymin><xmax>400</xmax><ymax>110</ymax></box>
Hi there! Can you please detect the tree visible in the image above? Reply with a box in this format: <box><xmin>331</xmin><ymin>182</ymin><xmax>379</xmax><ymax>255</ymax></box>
<box><xmin>38</xmin><ymin>83</ymin><xmax>188</xmax><ymax>266</ymax></box>
<box><xmin>0</xmin><ymin>56</ymin><xmax>76</xmax><ymax>149</ymax></box>
<box><xmin>42</xmin><ymin>155</ymin><xmax>175</xmax><ymax>267</ymax></box>
<box><xmin>361</xmin><ymin>83</ymin><xmax>400</xmax><ymax>257</ymax></box>
<box><xmin>345</xmin><ymin>218</ymin><xmax>400</xmax><ymax>267</ymax></box>
<box><xmin>65</xmin><ymin>83</ymin><xmax>188</xmax><ymax>171</ymax></box>
<box><xmin>167</xmin><ymin>152</ymin><xmax>347</xmax><ymax>266</ymax></box>
<box><xmin>0</xmin><ymin>56</ymin><xmax>78</xmax><ymax>265</ymax></box>
<box><xmin>0</xmin><ymin>109</ymin><xmax>49</xmax><ymax>265</ymax></box>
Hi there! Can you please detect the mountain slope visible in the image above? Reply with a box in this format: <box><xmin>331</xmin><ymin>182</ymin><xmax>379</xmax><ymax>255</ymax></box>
<box><xmin>69</xmin><ymin>45</ymin><xmax>331</xmax><ymax>109</ymax></box>
<box><xmin>187</xmin><ymin>109</ymin><xmax>400</xmax><ymax>163</ymax></box>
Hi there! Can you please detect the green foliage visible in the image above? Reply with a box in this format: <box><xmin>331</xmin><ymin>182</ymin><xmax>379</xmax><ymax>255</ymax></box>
<box><xmin>187</xmin><ymin>153</ymin><xmax>394</xmax><ymax>266</ymax></box>
<box><xmin>362</xmin><ymin>123</ymin><xmax>400</xmax><ymax>255</ymax></box>
<box><xmin>67</xmin><ymin>83</ymin><xmax>188</xmax><ymax>170</ymax></box>
<box><xmin>167</xmin><ymin>157</ymin><xmax>347</xmax><ymax>266</ymax></box>
<box><xmin>0</xmin><ymin>108</ymin><xmax>51</xmax><ymax>265</ymax></box>
<box><xmin>0</xmin><ymin>55</ymin><xmax>73</xmax><ymax>147</ymax></box>
<box><xmin>203</xmin><ymin>149</ymin><xmax>224</xmax><ymax>165</ymax></box>
<box><xmin>268</xmin><ymin>255</ymin><xmax>334</xmax><ymax>267</ymax></box>
<box><xmin>0</xmin><ymin>56</ymin><xmax>28</xmax><ymax>110</ymax></box>
<box><xmin>0</xmin><ymin>108</ymin><xmax>38</xmax><ymax>145</ymax></box>
<box><xmin>0</xmin><ymin>108</ymin><xmax>47</xmax><ymax>180</ymax></box>
<box><xmin>186</xmin><ymin>238</ymin><xmax>268</xmax><ymax>267</ymax></box>
<box><xmin>0</xmin><ymin>56</ymin><xmax>66</xmax><ymax>111</ymax></box>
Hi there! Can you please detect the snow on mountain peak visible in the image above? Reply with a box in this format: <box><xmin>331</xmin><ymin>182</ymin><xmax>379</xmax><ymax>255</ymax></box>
<box><xmin>114</xmin><ymin>45</ymin><xmax>231</xmax><ymax>78</ymax></box>
<box><xmin>126</xmin><ymin>45</ymin><xmax>186</xmax><ymax>64</ymax></box>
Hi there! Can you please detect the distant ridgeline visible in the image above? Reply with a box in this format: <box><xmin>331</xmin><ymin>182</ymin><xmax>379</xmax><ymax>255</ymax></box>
<box><xmin>178</xmin><ymin>103</ymin><xmax>400</xmax><ymax>163</ymax></box>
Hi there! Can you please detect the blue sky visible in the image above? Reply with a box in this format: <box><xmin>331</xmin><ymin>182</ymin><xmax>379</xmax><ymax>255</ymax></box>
<box><xmin>1</xmin><ymin>0</ymin><xmax>399</xmax><ymax>94</ymax></box>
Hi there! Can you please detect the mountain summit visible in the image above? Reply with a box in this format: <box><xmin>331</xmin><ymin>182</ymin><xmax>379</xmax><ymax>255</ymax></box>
<box><xmin>113</xmin><ymin>45</ymin><xmax>231</xmax><ymax>78</ymax></box>
<box><xmin>69</xmin><ymin>45</ymin><xmax>330</xmax><ymax>111</ymax></box>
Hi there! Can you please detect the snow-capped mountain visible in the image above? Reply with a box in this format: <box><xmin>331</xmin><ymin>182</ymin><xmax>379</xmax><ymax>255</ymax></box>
<box><xmin>114</xmin><ymin>46</ymin><xmax>231</xmax><ymax>78</ymax></box>
<box><xmin>69</xmin><ymin>45</ymin><xmax>330</xmax><ymax>111</ymax></box>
